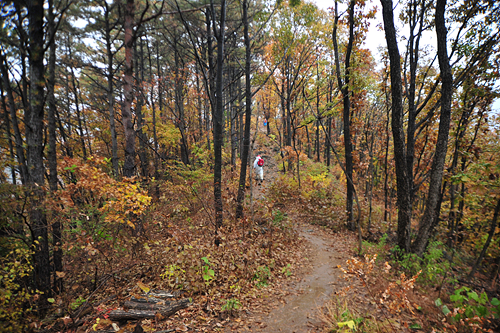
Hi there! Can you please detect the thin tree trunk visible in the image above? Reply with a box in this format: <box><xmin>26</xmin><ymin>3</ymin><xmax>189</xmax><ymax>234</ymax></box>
<box><xmin>0</xmin><ymin>54</ymin><xmax>28</xmax><ymax>184</ymax></box>
<box><xmin>213</xmin><ymin>0</ymin><xmax>227</xmax><ymax>235</ymax></box>
<box><xmin>468</xmin><ymin>198</ymin><xmax>500</xmax><ymax>280</ymax></box>
<box><xmin>412</xmin><ymin>0</ymin><xmax>453</xmax><ymax>255</ymax></box>
<box><xmin>105</xmin><ymin>1</ymin><xmax>120</xmax><ymax>177</ymax></box>
<box><xmin>333</xmin><ymin>0</ymin><xmax>355</xmax><ymax>230</ymax></box>
<box><xmin>235</xmin><ymin>0</ymin><xmax>252</xmax><ymax>219</ymax></box>
<box><xmin>230</xmin><ymin>67</ymin><xmax>238</xmax><ymax>168</ymax></box>
<box><xmin>122</xmin><ymin>0</ymin><xmax>137</xmax><ymax>178</ymax></box>
<box><xmin>1</xmin><ymin>90</ymin><xmax>16</xmax><ymax>184</ymax></box>
<box><xmin>48</xmin><ymin>0</ymin><xmax>63</xmax><ymax>294</ymax></box>
<box><xmin>136</xmin><ymin>35</ymin><xmax>149</xmax><ymax>176</ymax></box>
<box><xmin>67</xmin><ymin>34</ymin><xmax>87</xmax><ymax>159</ymax></box>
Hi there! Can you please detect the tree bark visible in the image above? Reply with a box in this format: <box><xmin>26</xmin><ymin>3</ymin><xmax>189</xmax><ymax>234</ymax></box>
<box><xmin>412</xmin><ymin>0</ymin><xmax>453</xmax><ymax>256</ymax></box>
<box><xmin>468</xmin><ymin>198</ymin><xmax>500</xmax><ymax>280</ymax></box>
<box><xmin>66</xmin><ymin>34</ymin><xmax>87</xmax><ymax>159</ymax></box>
<box><xmin>122</xmin><ymin>0</ymin><xmax>137</xmax><ymax>178</ymax></box>
<box><xmin>136</xmin><ymin>35</ymin><xmax>150</xmax><ymax>176</ymax></box>
<box><xmin>333</xmin><ymin>0</ymin><xmax>355</xmax><ymax>230</ymax></box>
<box><xmin>123</xmin><ymin>298</ymin><xmax>187</xmax><ymax>311</ymax></box>
<box><xmin>0</xmin><ymin>54</ymin><xmax>28</xmax><ymax>184</ymax></box>
<box><xmin>213</xmin><ymin>0</ymin><xmax>227</xmax><ymax>234</ymax></box>
<box><xmin>381</xmin><ymin>0</ymin><xmax>412</xmax><ymax>252</ymax></box>
<box><xmin>47</xmin><ymin>0</ymin><xmax>63</xmax><ymax>294</ymax></box>
<box><xmin>1</xmin><ymin>92</ymin><xmax>16</xmax><ymax>184</ymax></box>
<box><xmin>26</xmin><ymin>0</ymin><xmax>51</xmax><ymax>307</ymax></box>
<box><xmin>235</xmin><ymin>0</ymin><xmax>252</xmax><ymax>219</ymax></box>
<box><xmin>173</xmin><ymin>37</ymin><xmax>190</xmax><ymax>166</ymax></box>
<box><xmin>105</xmin><ymin>1</ymin><xmax>120</xmax><ymax>177</ymax></box>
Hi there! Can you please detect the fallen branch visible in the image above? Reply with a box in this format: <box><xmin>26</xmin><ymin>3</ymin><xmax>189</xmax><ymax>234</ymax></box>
<box><xmin>109</xmin><ymin>298</ymin><xmax>190</xmax><ymax>321</ymax></box>
<box><xmin>108</xmin><ymin>309</ymin><xmax>156</xmax><ymax>320</ymax></box>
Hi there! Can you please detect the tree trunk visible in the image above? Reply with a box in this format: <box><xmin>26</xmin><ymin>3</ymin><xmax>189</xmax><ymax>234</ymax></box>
<box><xmin>1</xmin><ymin>92</ymin><xmax>16</xmax><ymax>184</ymax></box>
<box><xmin>383</xmin><ymin>73</ymin><xmax>391</xmax><ymax>222</ymax></box>
<box><xmin>173</xmin><ymin>38</ymin><xmax>190</xmax><ymax>166</ymax></box>
<box><xmin>67</xmin><ymin>34</ymin><xmax>87</xmax><ymax>159</ymax></box>
<box><xmin>0</xmin><ymin>54</ymin><xmax>28</xmax><ymax>184</ymax></box>
<box><xmin>333</xmin><ymin>0</ymin><xmax>355</xmax><ymax>230</ymax></box>
<box><xmin>122</xmin><ymin>0</ymin><xmax>136</xmax><ymax>178</ymax></box>
<box><xmin>412</xmin><ymin>0</ymin><xmax>453</xmax><ymax>256</ymax></box>
<box><xmin>235</xmin><ymin>0</ymin><xmax>252</xmax><ymax>219</ymax></box>
<box><xmin>213</xmin><ymin>0</ymin><xmax>227</xmax><ymax>235</ymax></box>
<box><xmin>381</xmin><ymin>0</ymin><xmax>412</xmax><ymax>252</ymax></box>
<box><xmin>405</xmin><ymin>0</ymin><xmax>425</xmax><ymax>206</ymax></box>
<box><xmin>136</xmin><ymin>35</ymin><xmax>149</xmax><ymax>176</ymax></box>
<box><xmin>468</xmin><ymin>198</ymin><xmax>500</xmax><ymax>280</ymax></box>
<box><xmin>230</xmin><ymin>67</ymin><xmax>238</xmax><ymax>168</ymax></box>
<box><xmin>26</xmin><ymin>0</ymin><xmax>51</xmax><ymax>308</ymax></box>
<box><xmin>105</xmin><ymin>2</ymin><xmax>119</xmax><ymax>177</ymax></box>
<box><xmin>315</xmin><ymin>63</ymin><xmax>320</xmax><ymax>162</ymax></box>
<box><xmin>47</xmin><ymin>0</ymin><xmax>63</xmax><ymax>294</ymax></box>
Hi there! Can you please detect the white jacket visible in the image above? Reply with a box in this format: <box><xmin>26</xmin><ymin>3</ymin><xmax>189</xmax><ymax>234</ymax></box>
<box><xmin>253</xmin><ymin>156</ymin><xmax>263</xmax><ymax>169</ymax></box>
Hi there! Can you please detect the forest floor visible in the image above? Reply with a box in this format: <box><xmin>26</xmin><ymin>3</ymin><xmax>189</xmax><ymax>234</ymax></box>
<box><xmin>47</xmin><ymin>124</ymin><xmax>447</xmax><ymax>333</ymax></box>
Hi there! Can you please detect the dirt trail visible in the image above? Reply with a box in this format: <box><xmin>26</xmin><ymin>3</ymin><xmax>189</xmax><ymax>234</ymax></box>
<box><xmin>244</xmin><ymin>127</ymin><xmax>353</xmax><ymax>332</ymax></box>
<box><xmin>250</xmin><ymin>224</ymin><xmax>347</xmax><ymax>332</ymax></box>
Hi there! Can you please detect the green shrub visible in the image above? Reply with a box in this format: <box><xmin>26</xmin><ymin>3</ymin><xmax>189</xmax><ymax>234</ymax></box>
<box><xmin>0</xmin><ymin>246</ymin><xmax>34</xmax><ymax>332</ymax></box>
<box><xmin>394</xmin><ymin>241</ymin><xmax>456</xmax><ymax>286</ymax></box>
<box><xmin>253</xmin><ymin>266</ymin><xmax>271</xmax><ymax>288</ymax></box>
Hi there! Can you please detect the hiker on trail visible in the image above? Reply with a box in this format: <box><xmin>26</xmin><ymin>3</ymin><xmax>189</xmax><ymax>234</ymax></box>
<box><xmin>253</xmin><ymin>155</ymin><xmax>264</xmax><ymax>185</ymax></box>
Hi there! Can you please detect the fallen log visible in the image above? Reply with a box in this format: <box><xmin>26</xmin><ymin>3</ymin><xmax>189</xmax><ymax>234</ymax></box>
<box><xmin>130</xmin><ymin>296</ymin><xmax>164</xmax><ymax>304</ymax></box>
<box><xmin>124</xmin><ymin>300</ymin><xmax>171</xmax><ymax>311</ymax></box>
<box><xmin>147</xmin><ymin>290</ymin><xmax>179</xmax><ymax>298</ymax></box>
<box><xmin>130</xmin><ymin>291</ymin><xmax>181</xmax><ymax>304</ymax></box>
<box><xmin>109</xmin><ymin>298</ymin><xmax>190</xmax><ymax>321</ymax></box>
<box><xmin>108</xmin><ymin>309</ymin><xmax>156</xmax><ymax>321</ymax></box>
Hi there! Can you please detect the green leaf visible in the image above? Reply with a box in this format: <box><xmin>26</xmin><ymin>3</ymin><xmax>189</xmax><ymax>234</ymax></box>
<box><xmin>477</xmin><ymin>305</ymin><xmax>488</xmax><ymax>317</ymax></box>
<box><xmin>48</xmin><ymin>298</ymin><xmax>55</xmax><ymax>303</ymax></box>
<box><xmin>435</xmin><ymin>298</ymin><xmax>443</xmax><ymax>307</ymax></box>
<box><xmin>409</xmin><ymin>323</ymin><xmax>422</xmax><ymax>329</ymax></box>
<box><xmin>491</xmin><ymin>298</ymin><xmax>500</xmax><ymax>306</ymax></box>
<box><xmin>450</xmin><ymin>294</ymin><xmax>464</xmax><ymax>303</ymax></box>
<box><xmin>467</xmin><ymin>291</ymin><xmax>479</xmax><ymax>303</ymax></box>
<box><xmin>442</xmin><ymin>305</ymin><xmax>451</xmax><ymax>316</ymax></box>
<box><xmin>338</xmin><ymin>320</ymin><xmax>356</xmax><ymax>329</ymax></box>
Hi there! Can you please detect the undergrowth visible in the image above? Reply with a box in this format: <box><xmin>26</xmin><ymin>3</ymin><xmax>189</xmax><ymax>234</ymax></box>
<box><xmin>327</xmin><ymin>233</ymin><xmax>500</xmax><ymax>332</ymax></box>
<box><xmin>0</xmin><ymin>150</ymin><xmax>306</xmax><ymax>332</ymax></box>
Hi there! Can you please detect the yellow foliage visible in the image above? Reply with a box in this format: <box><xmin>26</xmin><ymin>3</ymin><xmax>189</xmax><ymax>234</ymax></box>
<box><xmin>57</xmin><ymin>157</ymin><xmax>152</xmax><ymax>228</ymax></box>
<box><xmin>156</xmin><ymin>121</ymin><xmax>182</xmax><ymax>150</ymax></box>
<box><xmin>0</xmin><ymin>247</ymin><xmax>34</xmax><ymax>332</ymax></box>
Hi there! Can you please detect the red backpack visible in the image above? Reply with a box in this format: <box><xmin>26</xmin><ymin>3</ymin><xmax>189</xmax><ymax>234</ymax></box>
<box><xmin>257</xmin><ymin>157</ymin><xmax>264</xmax><ymax>166</ymax></box>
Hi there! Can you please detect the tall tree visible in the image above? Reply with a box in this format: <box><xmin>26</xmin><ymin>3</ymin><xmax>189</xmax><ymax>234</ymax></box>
<box><xmin>412</xmin><ymin>0</ymin><xmax>453</xmax><ymax>255</ymax></box>
<box><xmin>235</xmin><ymin>0</ymin><xmax>252</xmax><ymax>219</ymax></box>
<box><xmin>380</xmin><ymin>0</ymin><xmax>412</xmax><ymax>252</ymax></box>
<box><xmin>333</xmin><ymin>0</ymin><xmax>355</xmax><ymax>230</ymax></box>
<box><xmin>26</xmin><ymin>0</ymin><xmax>51</xmax><ymax>306</ymax></box>
<box><xmin>212</xmin><ymin>0</ymin><xmax>227</xmax><ymax>233</ymax></box>
<box><xmin>47</xmin><ymin>0</ymin><xmax>63</xmax><ymax>294</ymax></box>
<box><xmin>103</xmin><ymin>0</ymin><xmax>121</xmax><ymax>177</ymax></box>
<box><xmin>122</xmin><ymin>0</ymin><xmax>137</xmax><ymax>177</ymax></box>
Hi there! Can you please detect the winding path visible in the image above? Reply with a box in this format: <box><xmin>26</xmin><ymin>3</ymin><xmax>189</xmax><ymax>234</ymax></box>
<box><xmin>244</xmin><ymin>128</ymin><xmax>352</xmax><ymax>332</ymax></box>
